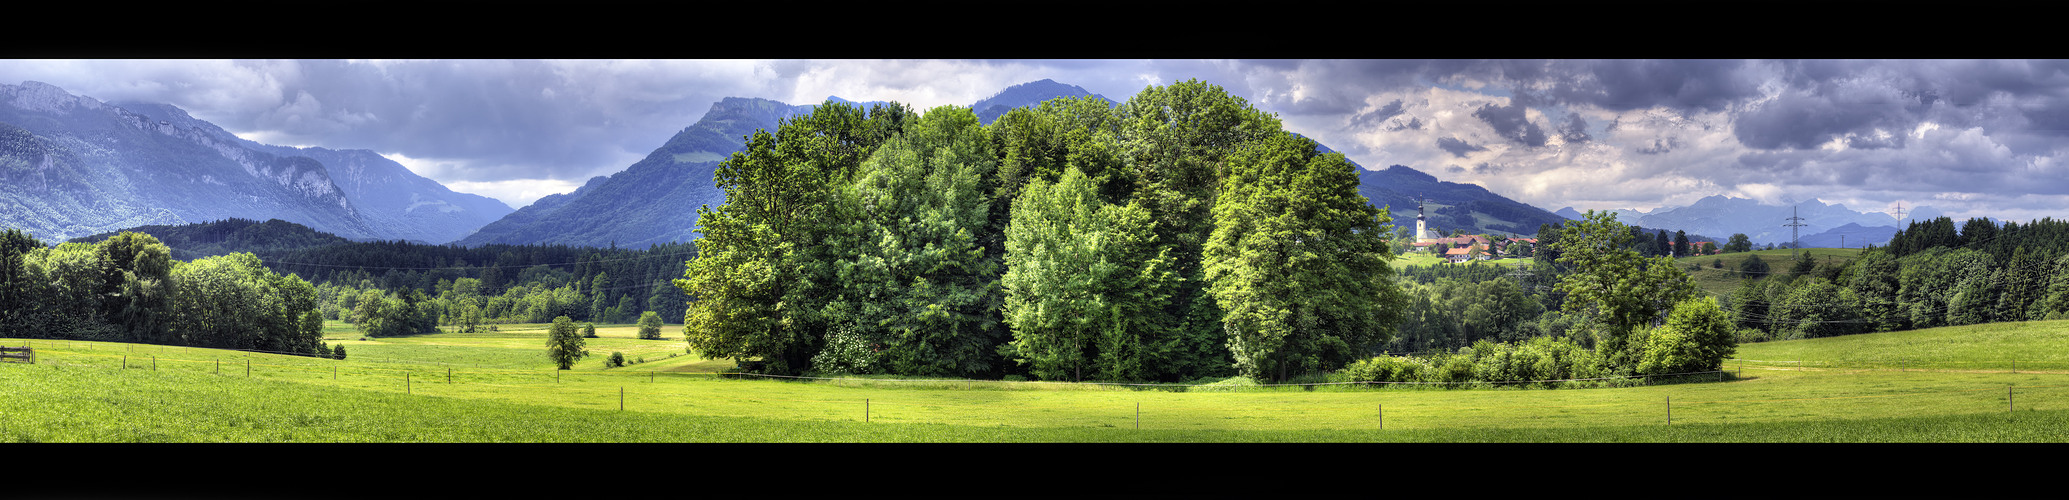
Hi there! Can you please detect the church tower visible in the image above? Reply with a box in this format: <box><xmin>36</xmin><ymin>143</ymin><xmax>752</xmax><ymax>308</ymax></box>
<box><xmin>1416</xmin><ymin>195</ymin><xmax>1429</xmax><ymax>244</ymax></box>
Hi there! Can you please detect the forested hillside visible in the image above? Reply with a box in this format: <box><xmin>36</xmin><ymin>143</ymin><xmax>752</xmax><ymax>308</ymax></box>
<box><xmin>54</xmin><ymin>218</ymin><xmax>697</xmax><ymax>342</ymax></box>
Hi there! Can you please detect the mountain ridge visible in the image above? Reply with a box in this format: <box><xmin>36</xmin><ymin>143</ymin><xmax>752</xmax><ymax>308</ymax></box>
<box><xmin>0</xmin><ymin>80</ymin><xmax>514</xmax><ymax>244</ymax></box>
<box><xmin>457</xmin><ymin>81</ymin><xmax>1569</xmax><ymax>247</ymax></box>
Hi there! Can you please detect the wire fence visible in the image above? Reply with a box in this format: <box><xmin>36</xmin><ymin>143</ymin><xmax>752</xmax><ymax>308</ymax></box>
<box><xmin>9</xmin><ymin>340</ymin><xmax>2069</xmax><ymax>434</ymax></box>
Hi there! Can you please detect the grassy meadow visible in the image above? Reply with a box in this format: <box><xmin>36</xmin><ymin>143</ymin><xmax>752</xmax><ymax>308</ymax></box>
<box><xmin>7</xmin><ymin>318</ymin><xmax>2069</xmax><ymax>443</ymax></box>
<box><xmin>1680</xmin><ymin>247</ymin><xmax>1866</xmax><ymax>297</ymax></box>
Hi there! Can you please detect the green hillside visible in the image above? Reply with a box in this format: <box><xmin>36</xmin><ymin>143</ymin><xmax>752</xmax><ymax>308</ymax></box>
<box><xmin>1679</xmin><ymin>247</ymin><xmax>1866</xmax><ymax>298</ymax></box>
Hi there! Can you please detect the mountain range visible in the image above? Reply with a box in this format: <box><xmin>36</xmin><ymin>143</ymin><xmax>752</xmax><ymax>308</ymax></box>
<box><xmin>1557</xmin><ymin>196</ymin><xmax>1945</xmax><ymax>247</ymax></box>
<box><xmin>4</xmin><ymin>78</ymin><xmax>1571</xmax><ymax>249</ymax></box>
<box><xmin>0</xmin><ymin>81</ymin><xmax>512</xmax><ymax>244</ymax></box>
<box><xmin>456</xmin><ymin>80</ymin><xmax>1562</xmax><ymax>247</ymax></box>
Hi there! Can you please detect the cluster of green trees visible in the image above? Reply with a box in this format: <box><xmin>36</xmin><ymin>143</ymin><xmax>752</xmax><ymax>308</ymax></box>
<box><xmin>69</xmin><ymin>218</ymin><xmax>698</xmax><ymax>337</ymax></box>
<box><xmin>1347</xmin><ymin>211</ymin><xmax>1738</xmax><ymax>384</ymax></box>
<box><xmin>0</xmin><ymin>229</ymin><xmax>333</xmax><ymax>357</ymax></box>
<box><xmin>680</xmin><ymin>81</ymin><xmax>1404</xmax><ymax>382</ymax></box>
<box><xmin>1390</xmin><ymin>278</ymin><xmax>1546</xmax><ymax>353</ymax></box>
<box><xmin>1729</xmin><ymin>226</ymin><xmax>2069</xmax><ymax>341</ymax></box>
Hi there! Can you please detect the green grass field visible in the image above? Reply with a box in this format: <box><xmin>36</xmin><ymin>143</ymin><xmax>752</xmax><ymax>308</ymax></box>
<box><xmin>1679</xmin><ymin>247</ymin><xmax>1865</xmax><ymax>297</ymax></box>
<box><xmin>8</xmin><ymin>318</ymin><xmax>2069</xmax><ymax>443</ymax></box>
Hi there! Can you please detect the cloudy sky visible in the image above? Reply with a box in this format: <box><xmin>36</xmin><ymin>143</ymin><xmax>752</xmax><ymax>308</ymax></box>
<box><xmin>2</xmin><ymin>59</ymin><xmax>2065</xmax><ymax>222</ymax></box>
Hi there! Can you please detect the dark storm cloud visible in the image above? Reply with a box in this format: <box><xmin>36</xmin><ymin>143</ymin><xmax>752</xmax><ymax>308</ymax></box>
<box><xmin>1558</xmin><ymin>113</ymin><xmax>1590</xmax><ymax>143</ymax></box>
<box><xmin>1635</xmin><ymin>138</ymin><xmax>1675</xmax><ymax>155</ymax></box>
<box><xmin>1349</xmin><ymin>99</ymin><xmax>1406</xmax><ymax>129</ymax></box>
<box><xmin>1731</xmin><ymin>82</ymin><xmax>1914</xmax><ymax>151</ymax></box>
<box><xmin>1541</xmin><ymin>60</ymin><xmax>1765</xmax><ymax>113</ymax></box>
<box><xmin>1435</xmin><ymin>137</ymin><xmax>1485</xmax><ymax>157</ymax></box>
<box><xmin>1845</xmin><ymin>134</ymin><xmax>1902</xmax><ymax>150</ymax></box>
<box><xmin>1472</xmin><ymin>102</ymin><xmax>1546</xmax><ymax>147</ymax></box>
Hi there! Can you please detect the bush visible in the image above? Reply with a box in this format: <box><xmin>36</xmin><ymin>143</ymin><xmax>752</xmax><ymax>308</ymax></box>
<box><xmin>1635</xmin><ymin>297</ymin><xmax>1738</xmax><ymax>376</ymax></box>
<box><xmin>1336</xmin><ymin>355</ymin><xmax>1431</xmax><ymax>383</ymax></box>
<box><xmin>606</xmin><ymin>352</ymin><xmax>627</xmax><ymax>368</ymax></box>
<box><xmin>332</xmin><ymin>344</ymin><xmax>347</xmax><ymax>361</ymax></box>
<box><xmin>582</xmin><ymin>323</ymin><xmax>598</xmax><ymax>338</ymax></box>
<box><xmin>637</xmin><ymin>311</ymin><xmax>663</xmax><ymax>340</ymax></box>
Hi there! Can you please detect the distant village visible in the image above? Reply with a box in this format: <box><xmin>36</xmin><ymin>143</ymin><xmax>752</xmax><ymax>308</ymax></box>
<box><xmin>1406</xmin><ymin>198</ymin><xmax>1716</xmax><ymax>264</ymax></box>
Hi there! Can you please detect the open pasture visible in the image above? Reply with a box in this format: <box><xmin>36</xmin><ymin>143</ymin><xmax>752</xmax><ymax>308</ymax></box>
<box><xmin>7</xmin><ymin>319</ymin><xmax>2069</xmax><ymax>442</ymax></box>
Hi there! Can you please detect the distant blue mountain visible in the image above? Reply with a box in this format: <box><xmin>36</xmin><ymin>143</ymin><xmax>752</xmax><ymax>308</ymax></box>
<box><xmin>457</xmin><ymin>80</ymin><xmax>1571</xmax><ymax>247</ymax></box>
<box><xmin>0</xmin><ymin>81</ymin><xmax>512</xmax><ymax>244</ymax></box>
<box><xmin>1798</xmin><ymin>223</ymin><xmax>1900</xmax><ymax>249</ymax></box>
<box><xmin>971</xmin><ymin>79</ymin><xmax>1115</xmax><ymax>124</ymax></box>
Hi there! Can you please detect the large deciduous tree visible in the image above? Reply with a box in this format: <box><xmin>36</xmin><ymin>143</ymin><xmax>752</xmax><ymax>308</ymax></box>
<box><xmin>811</xmin><ymin>106</ymin><xmax>1002</xmax><ymax>377</ymax></box>
<box><xmin>1206</xmin><ymin>132</ymin><xmax>1407</xmax><ymax>381</ymax></box>
<box><xmin>1113</xmin><ymin>79</ymin><xmax>1285</xmax><ymax>379</ymax></box>
<box><xmin>546</xmin><ymin>315</ymin><xmax>587</xmax><ymax>370</ymax></box>
<box><xmin>1000</xmin><ymin>166</ymin><xmax>1178</xmax><ymax>382</ymax></box>
<box><xmin>678</xmin><ymin>101</ymin><xmax>913</xmax><ymax>375</ymax></box>
<box><xmin>1551</xmin><ymin>211</ymin><xmax>1698</xmax><ymax>373</ymax></box>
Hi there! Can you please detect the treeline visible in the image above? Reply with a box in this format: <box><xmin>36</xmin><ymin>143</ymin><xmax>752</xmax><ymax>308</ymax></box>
<box><xmin>71</xmin><ymin>217</ymin><xmax>353</xmax><ymax>262</ymax></box>
<box><xmin>1730</xmin><ymin>229</ymin><xmax>2069</xmax><ymax>342</ymax></box>
<box><xmin>1883</xmin><ymin>216</ymin><xmax>2069</xmax><ymax>261</ymax></box>
<box><xmin>1</xmin><ymin>229</ymin><xmax>334</xmax><ymax>358</ymax></box>
<box><xmin>291</xmin><ymin>240</ymin><xmax>697</xmax><ymax>336</ymax></box>
<box><xmin>681</xmin><ymin>80</ymin><xmax>1404</xmax><ymax>382</ymax></box>
<box><xmin>74</xmin><ymin>217</ymin><xmax>698</xmax><ymax>337</ymax></box>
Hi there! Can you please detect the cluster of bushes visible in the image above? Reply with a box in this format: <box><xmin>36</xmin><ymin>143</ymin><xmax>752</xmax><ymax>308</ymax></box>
<box><xmin>1333</xmin><ymin>337</ymin><xmax>1609</xmax><ymax>388</ymax></box>
<box><xmin>1337</xmin><ymin>297</ymin><xmax>1738</xmax><ymax>388</ymax></box>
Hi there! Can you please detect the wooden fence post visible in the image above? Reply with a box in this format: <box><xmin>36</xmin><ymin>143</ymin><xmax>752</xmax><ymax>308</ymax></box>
<box><xmin>1666</xmin><ymin>395</ymin><xmax>1673</xmax><ymax>425</ymax></box>
<box><xmin>865</xmin><ymin>399</ymin><xmax>870</xmax><ymax>423</ymax></box>
<box><xmin>407</xmin><ymin>373</ymin><xmax>412</xmax><ymax>395</ymax></box>
<box><xmin>620</xmin><ymin>387</ymin><xmax>625</xmax><ymax>411</ymax></box>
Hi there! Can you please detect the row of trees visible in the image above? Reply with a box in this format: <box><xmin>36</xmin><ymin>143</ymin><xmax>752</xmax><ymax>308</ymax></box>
<box><xmin>680</xmin><ymin>81</ymin><xmax>1405</xmax><ymax>382</ymax></box>
<box><xmin>1730</xmin><ymin>244</ymin><xmax>2069</xmax><ymax>341</ymax></box>
<box><xmin>0</xmin><ymin>229</ymin><xmax>331</xmax><ymax>357</ymax></box>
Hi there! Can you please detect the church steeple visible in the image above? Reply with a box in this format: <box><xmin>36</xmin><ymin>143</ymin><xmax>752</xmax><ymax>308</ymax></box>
<box><xmin>1415</xmin><ymin>194</ymin><xmax>1429</xmax><ymax>244</ymax></box>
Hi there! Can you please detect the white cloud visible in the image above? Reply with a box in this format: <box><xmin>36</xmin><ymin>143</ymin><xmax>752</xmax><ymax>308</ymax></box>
<box><xmin>442</xmin><ymin>178</ymin><xmax>581</xmax><ymax>208</ymax></box>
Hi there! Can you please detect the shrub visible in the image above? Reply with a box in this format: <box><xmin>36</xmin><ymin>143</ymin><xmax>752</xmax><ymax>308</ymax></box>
<box><xmin>636</xmin><ymin>311</ymin><xmax>663</xmax><ymax>340</ymax></box>
<box><xmin>1336</xmin><ymin>355</ymin><xmax>1430</xmax><ymax>383</ymax></box>
<box><xmin>1635</xmin><ymin>297</ymin><xmax>1738</xmax><ymax>376</ymax></box>
<box><xmin>582</xmin><ymin>323</ymin><xmax>598</xmax><ymax>338</ymax></box>
<box><xmin>332</xmin><ymin>344</ymin><xmax>347</xmax><ymax>361</ymax></box>
<box><xmin>606</xmin><ymin>352</ymin><xmax>626</xmax><ymax>368</ymax></box>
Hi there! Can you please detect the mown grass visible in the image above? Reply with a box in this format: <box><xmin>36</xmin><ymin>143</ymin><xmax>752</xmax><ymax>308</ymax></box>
<box><xmin>6</xmin><ymin>358</ymin><xmax>2068</xmax><ymax>443</ymax></box>
<box><xmin>1732</xmin><ymin>320</ymin><xmax>2069</xmax><ymax>372</ymax></box>
<box><xmin>11</xmin><ymin>319</ymin><xmax>2069</xmax><ymax>442</ymax></box>
<box><xmin>321</xmin><ymin>320</ymin><xmax>698</xmax><ymax>371</ymax></box>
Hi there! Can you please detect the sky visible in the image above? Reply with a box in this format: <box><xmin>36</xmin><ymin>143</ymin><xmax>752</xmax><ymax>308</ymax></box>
<box><xmin>2</xmin><ymin>59</ymin><xmax>2066</xmax><ymax>223</ymax></box>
